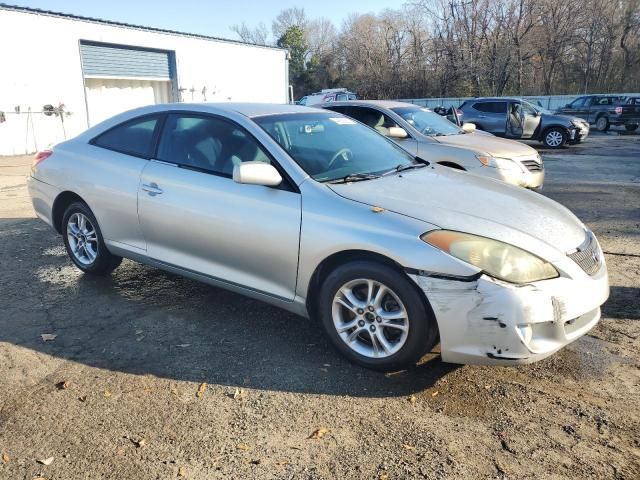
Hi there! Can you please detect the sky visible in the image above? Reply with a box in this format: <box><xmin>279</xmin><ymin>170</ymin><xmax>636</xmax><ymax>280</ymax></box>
<box><xmin>12</xmin><ymin>0</ymin><xmax>407</xmax><ymax>40</ymax></box>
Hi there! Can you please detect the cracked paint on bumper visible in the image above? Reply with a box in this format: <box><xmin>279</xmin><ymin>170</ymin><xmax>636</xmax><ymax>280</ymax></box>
<box><xmin>409</xmin><ymin>264</ymin><xmax>609</xmax><ymax>365</ymax></box>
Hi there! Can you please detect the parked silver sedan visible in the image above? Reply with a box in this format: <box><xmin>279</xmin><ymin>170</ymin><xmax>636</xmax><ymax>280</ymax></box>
<box><xmin>322</xmin><ymin>100</ymin><xmax>544</xmax><ymax>189</ymax></box>
<box><xmin>28</xmin><ymin>103</ymin><xmax>609</xmax><ymax>371</ymax></box>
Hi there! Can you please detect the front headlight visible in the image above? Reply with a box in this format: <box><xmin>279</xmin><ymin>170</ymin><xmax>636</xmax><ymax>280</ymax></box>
<box><xmin>421</xmin><ymin>230</ymin><xmax>558</xmax><ymax>284</ymax></box>
<box><xmin>476</xmin><ymin>155</ymin><xmax>521</xmax><ymax>171</ymax></box>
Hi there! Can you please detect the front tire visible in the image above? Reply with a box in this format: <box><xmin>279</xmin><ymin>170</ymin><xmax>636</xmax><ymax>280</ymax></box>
<box><xmin>625</xmin><ymin>124</ymin><xmax>638</xmax><ymax>132</ymax></box>
<box><xmin>542</xmin><ymin>127</ymin><xmax>567</xmax><ymax>148</ymax></box>
<box><xmin>317</xmin><ymin>261</ymin><xmax>438</xmax><ymax>371</ymax></box>
<box><xmin>62</xmin><ymin>202</ymin><xmax>122</xmax><ymax>275</ymax></box>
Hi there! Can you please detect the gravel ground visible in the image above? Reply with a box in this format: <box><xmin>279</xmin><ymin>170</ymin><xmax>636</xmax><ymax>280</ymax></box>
<box><xmin>0</xmin><ymin>132</ymin><xmax>639</xmax><ymax>479</ymax></box>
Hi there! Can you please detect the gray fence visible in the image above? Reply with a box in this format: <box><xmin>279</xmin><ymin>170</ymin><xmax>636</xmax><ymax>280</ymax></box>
<box><xmin>398</xmin><ymin>93</ymin><xmax>640</xmax><ymax>111</ymax></box>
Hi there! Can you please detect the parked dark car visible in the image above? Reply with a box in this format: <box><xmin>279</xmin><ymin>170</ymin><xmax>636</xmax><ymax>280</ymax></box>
<box><xmin>555</xmin><ymin>95</ymin><xmax>640</xmax><ymax>132</ymax></box>
<box><xmin>459</xmin><ymin>98</ymin><xmax>589</xmax><ymax>148</ymax></box>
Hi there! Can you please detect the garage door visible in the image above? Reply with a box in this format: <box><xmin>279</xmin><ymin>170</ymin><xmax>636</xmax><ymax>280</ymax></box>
<box><xmin>80</xmin><ymin>42</ymin><xmax>174</xmax><ymax>125</ymax></box>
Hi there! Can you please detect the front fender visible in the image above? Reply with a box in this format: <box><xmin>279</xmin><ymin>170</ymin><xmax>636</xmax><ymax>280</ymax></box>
<box><xmin>295</xmin><ymin>180</ymin><xmax>480</xmax><ymax>301</ymax></box>
<box><xmin>417</xmin><ymin>142</ymin><xmax>481</xmax><ymax>170</ymax></box>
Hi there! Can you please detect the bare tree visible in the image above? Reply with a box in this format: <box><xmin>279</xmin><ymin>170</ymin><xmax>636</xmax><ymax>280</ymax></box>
<box><xmin>234</xmin><ymin>0</ymin><xmax>640</xmax><ymax>99</ymax></box>
<box><xmin>272</xmin><ymin>7</ymin><xmax>308</xmax><ymax>39</ymax></box>
<box><xmin>230</xmin><ymin>22</ymin><xmax>269</xmax><ymax>45</ymax></box>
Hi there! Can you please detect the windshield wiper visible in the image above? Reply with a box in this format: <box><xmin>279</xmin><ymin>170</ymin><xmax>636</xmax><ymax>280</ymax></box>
<box><xmin>383</xmin><ymin>163</ymin><xmax>428</xmax><ymax>176</ymax></box>
<box><xmin>327</xmin><ymin>173</ymin><xmax>381</xmax><ymax>184</ymax></box>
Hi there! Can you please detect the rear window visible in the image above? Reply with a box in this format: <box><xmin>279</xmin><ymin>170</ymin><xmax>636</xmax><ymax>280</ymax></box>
<box><xmin>92</xmin><ymin>115</ymin><xmax>160</xmax><ymax>158</ymax></box>
<box><xmin>473</xmin><ymin>102</ymin><xmax>507</xmax><ymax>114</ymax></box>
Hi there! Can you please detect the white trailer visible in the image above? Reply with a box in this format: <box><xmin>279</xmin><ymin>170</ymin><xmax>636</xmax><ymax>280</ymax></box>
<box><xmin>0</xmin><ymin>4</ymin><xmax>289</xmax><ymax>155</ymax></box>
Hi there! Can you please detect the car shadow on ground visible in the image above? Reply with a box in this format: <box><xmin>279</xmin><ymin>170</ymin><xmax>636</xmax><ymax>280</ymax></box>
<box><xmin>1</xmin><ymin>218</ymin><xmax>459</xmax><ymax>398</ymax></box>
<box><xmin>603</xmin><ymin>285</ymin><xmax>640</xmax><ymax>320</ymax></box>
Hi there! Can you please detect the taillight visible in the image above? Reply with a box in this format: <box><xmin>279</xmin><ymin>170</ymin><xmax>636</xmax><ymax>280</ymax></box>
<box><xmin>32</xmin><ymin>150</ymin><xmax>52</xmax><ymax>168</ymax></box>
<box><xmin>615</xmin><ymin>106</ymin><xmax>623</xmax><ymax>114</ymax></box>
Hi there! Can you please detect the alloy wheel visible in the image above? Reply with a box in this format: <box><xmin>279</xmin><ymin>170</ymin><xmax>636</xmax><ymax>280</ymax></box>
<box><xmin>331</xmin><ymin>279</ymin><xmax>410</xmax><ymax>358</ymax></box>
<box><xmin>545</xmin><ymin>130</ymin><xmax>563</xmax><ymax>147</ymax></box>
<box><xmin>66</xmin><ymin>212</ymin><xmax>98</xmax><ymax>265</ymax></box>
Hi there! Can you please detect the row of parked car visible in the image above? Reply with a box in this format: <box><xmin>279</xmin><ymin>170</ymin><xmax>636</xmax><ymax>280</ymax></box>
<box><xmin>27</xmin><ymin>97</ymin><xmax>610</xmax><ymax>371</ymax></box>
<box><xmin>304</xmin><ymin>90</ymin><xmax>640</xmax><ymax>149</ymax></box>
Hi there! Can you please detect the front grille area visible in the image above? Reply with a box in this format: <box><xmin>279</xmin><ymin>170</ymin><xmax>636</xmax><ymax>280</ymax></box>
<box><xmin>521</xmin><ymin>159</ymin><xmax>543</xmax><ymax>172</ymax></box>
<box><xmin>567</xmin><ymin>231</ymin><xmax>602</xmax><ymax>276</ymax></box>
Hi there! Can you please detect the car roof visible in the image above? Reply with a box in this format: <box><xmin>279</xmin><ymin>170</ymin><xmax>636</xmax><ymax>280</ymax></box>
<box><xmin>75</xmin><ymin>102</ymin><xmax>330</xmax><ymax>141</ymax></box>
<box><xmin>123</xmin><ymin>102</ymin><xmax>326</xmax><ymax>118</ymax></box>
<box><xmin>198</xmin><ymin>102</ymin><xmax>324</xmax><ymax>117</ymax></box>
<box><xmin>471</xmin><ymin>97</ymin><xmax>521</xmax><ymax>102</ymax></box>
<box><xmin>321</xmin><ymin>100</ymin><xmax>421</xmax><ymax>110</ymax></box>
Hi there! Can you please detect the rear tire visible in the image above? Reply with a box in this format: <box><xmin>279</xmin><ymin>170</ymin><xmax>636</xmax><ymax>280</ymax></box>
<box><xmin>625</xmin><ymin>124</ymin><xmax>638</xmax><ymax>132</ymax></box>
<box><xmin>595</xmin><ymin>116</ymin><xmax>610</xmax><ymax>132</ymax></box>
<box><xmin>317</xmin><ymin>261</ymin><xmax>438</xmax><ymax>371</ymax></box>
<box><xmin>62</xmin><ymin>202</ymin><xmax>122</xmax><ymax>275</ymax></box>
<box><xmin>542</xmin><ymin>127</ymin><xmax>567</xmax><ymax>148</ymax></box>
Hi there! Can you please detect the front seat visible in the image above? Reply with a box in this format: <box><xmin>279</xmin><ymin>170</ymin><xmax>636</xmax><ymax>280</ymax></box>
<box><xmin>374</xmin><ymin>114</ymin><xmax>390</xmax><ymax>136</ymax></box>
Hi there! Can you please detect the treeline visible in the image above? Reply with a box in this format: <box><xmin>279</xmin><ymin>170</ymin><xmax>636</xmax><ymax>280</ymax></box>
<box><xmin>231</xmin><ymin>1</ymin><xmax>640</xmax><ymax>100</ymax></box>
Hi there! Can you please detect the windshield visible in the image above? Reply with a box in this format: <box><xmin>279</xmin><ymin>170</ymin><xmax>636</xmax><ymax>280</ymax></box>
<box><xmin>254</xmin><ymin>112</ymin><xmax>420</xmax><ymax>183</ymax></box>
<box><xmin>391</xmin><ymin>107</ymin><xmax>462</xmax><ymax>136</ymax></box>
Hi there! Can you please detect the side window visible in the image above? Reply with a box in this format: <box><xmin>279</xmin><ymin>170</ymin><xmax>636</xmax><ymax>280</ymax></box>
<box><xmin>521</xmin><ymin>103</ymin><xmax>537</xmax><ymax>116</ymax></box>
<box><xmin>157</xmin><ymin>114</ymin><xmax>271</xmax><ymax>177</ymax></box>
<box><xmin>347</xmin><ymin>107</ymin><xmax>400</xmax><ymax>135</ymax></box>
<box><xmin>596</xmin><ymin>97</ymin><xmax>611</xmax><ymax>105</ymax></box>
<box><xmin>473</xmin><ymin>102</ymin><xmax>507</xmax><ymax>114</ymax></box>
<box><xmin>569</xmin><ymin>97</ymin><xmax>586</xmax><ymax>108</ymax></box>
<box><xmin>92</xmin><ymin>115</ymin><xmax>160</xmax><ymax>158</ymax></box>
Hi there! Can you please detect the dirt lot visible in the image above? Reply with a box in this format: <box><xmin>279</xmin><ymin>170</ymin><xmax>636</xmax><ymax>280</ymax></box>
<box><xmin>1</xmin><ymin>132</ymin><xmax>639</xmax><ymax>480</ymax></box>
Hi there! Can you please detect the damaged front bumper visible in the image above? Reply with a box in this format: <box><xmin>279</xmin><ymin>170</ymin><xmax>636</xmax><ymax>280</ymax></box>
<box><xmin>408</xmin><ymin>264</ymin><xmax>609</xmax><ymax>365</ymax></box>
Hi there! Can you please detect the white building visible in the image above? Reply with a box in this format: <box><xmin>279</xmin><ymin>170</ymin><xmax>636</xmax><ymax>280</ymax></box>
<box><xmin>0</xmin><ymin>4</ymin><xmax>289</xmax><ymax>155</ymax></box>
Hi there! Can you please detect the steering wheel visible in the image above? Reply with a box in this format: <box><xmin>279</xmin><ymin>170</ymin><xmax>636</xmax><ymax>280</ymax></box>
<box><xmin>328</xmin><ymin>148</ymin><xmax>353</xmax><ymax>169</ymax></box>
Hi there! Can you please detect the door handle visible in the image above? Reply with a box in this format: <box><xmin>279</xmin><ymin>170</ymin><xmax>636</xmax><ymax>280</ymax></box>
<box><xmin>141</xmin><ymin>182</ymin><xmax>163</xmax><ymax>196</ymax></box>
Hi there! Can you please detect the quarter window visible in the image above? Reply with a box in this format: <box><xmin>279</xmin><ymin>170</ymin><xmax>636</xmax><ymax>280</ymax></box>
<box><xmin>157</xmin><ymin>114</ymin><xmax>271</xmax><ymax>176</ymax></box>
<box><xmin>473</xmin><ymin>102</ymin><xmax>507</xmax><ymax>114</ymax></box>
<box><xmin>92</xmin><ymin>115</ymin><xmax>160</xmax><ymax>158</ymax></box>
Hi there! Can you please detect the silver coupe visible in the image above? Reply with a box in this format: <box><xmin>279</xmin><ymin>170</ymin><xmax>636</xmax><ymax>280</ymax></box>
<box><xmin>28</xmin><ymin>103</ymin><xmax>609</xmax><ymax>371</ymax></box>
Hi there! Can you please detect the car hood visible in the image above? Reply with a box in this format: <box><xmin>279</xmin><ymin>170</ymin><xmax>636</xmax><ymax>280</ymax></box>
<box><xmin>328</xmin><ymin>167</ymin><xmax>586</xmax><ymax>261</ymax></box>
<box><xmin>433</xmin><ymin>133</ymin><xmax>538</xmax><ymax>158</ymax></box>
<box><xmin>545</xmin><ymin>112</ymin><xmax>582</xmax><ymax>125</ymax></box>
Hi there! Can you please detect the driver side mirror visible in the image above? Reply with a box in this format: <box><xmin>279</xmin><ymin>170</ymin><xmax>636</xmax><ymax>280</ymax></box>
<box><xmin>461</xmin><ymin>122</ymin><xmax>476</xmax><ymax>133</ymax></box>
<box><xmin>233</xmin><ymin>162</ymin><xmax>282</xmax><ymax>186</ymax></box>
<box><xmin>387</xmin><ymin>127</ymin><xmax>408</xmax><ymax>139</ymax></box>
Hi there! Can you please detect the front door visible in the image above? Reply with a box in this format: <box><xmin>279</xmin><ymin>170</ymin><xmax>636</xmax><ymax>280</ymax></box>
<box><xmin>137</xmin><ymin>113</ymin><xmax>302</xmax><ymax>300</ymax></box>
<box><xmin>520</xmin><ymin>102</ymin><xmax>542</xmax><ymax>138</ymax></box>
<box><xmin>561</xmin><ymin>96</ymin><xmax>588</xmax><ymax>117</ymax></box>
